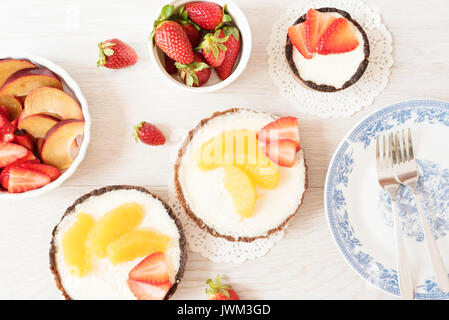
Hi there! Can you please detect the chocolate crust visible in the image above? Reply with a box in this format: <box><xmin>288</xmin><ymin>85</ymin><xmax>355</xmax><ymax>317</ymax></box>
<box><xmin>49</xmin><ymin>185</ymin><xmax>187</xmax><ymax>300</ymax></box>
<box><xmin>285</xmin><ymin>7</ymin><xmax>370</xmax><ymax>92</ymax></box>
<box><xmin>174</xmin><ymin>108</ymin><xmax>309</xmax><ymax>243</ymax></box>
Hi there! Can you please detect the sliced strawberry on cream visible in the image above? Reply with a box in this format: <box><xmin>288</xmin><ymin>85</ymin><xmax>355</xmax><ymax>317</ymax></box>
<box><xmin>305</xmin><ymin>8</ymin><xmax>336</xmax><ymax>53</ymax></box>
<box><xmin>320</xmin><ymin>18</ymin><xmax>359</xmax><ymax>54</ymax></box>
<box><xmin>257</xmin><ymin>116</ymin><xmax>300</xmax><ymax>151</ymax></box>
<box><xmin>288</xmin><ymin>23</ymin><xmax>312</xmax><ymax>60</ymax></box>
<box><xmin>129</xmin><ymin>252</ymin><xmax>170</xmax><ymax>285</ymax></box>
<box><xmin>127</xmin><ymin>278</ymin><xmax>171</xmax><ymax>300</ymax></box>
<box><xmin>262</xmin><ymin>139</ymin><xmax>297</xmax><ymax>168</ymax></box>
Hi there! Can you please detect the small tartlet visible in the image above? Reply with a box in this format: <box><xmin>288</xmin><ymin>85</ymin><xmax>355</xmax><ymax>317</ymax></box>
<box><xmin>285</xmin><ymin>7</ymin><xmax>370</xmax><ymax>92</ymax></box>
<box><xmin>174</xmin><ymin>108</ymin><xmax>308</xmax><ymax>242</ymax></box>
<box><xmin>50</xmin><ymin>185</ymin><xmax>187</xmax><ymax>300</ymax></box>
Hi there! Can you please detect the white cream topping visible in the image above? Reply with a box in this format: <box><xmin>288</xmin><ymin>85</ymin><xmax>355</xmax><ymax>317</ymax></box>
<box><xmin>54</xmin><ymin>189</ymin><xmax>181</xmax><ymax>300</ymax></box>
<box><xmin>292</xmin><ymin>13</ymin><xmax>366</xmax><ymax>89</ymax></box>
<box><xmin>177</xmin><ymin>110</ymin><xmax>306</xmax><ymax>239</ymax></box>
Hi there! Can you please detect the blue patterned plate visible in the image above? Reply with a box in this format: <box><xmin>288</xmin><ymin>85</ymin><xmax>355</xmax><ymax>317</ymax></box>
<box><xmin>325</xmin><ymin>100</ymin><xmax>449</xmax><ymax>299</ymax></box>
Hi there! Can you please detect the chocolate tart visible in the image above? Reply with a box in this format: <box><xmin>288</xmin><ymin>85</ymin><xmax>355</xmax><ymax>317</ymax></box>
<box><xmin>285</xmin><ymin>7</ymin><xmax>370</xmax><ymax>92</ymax></box>
<box><xmin>49</xmin><ymin>185</ymin><xmax>187</xmax><ymax>300</ymax></box>
<box><xmin>174</xmin><ymin>108</ymin><xmax>308</xmax><ymax>243</ymax></box>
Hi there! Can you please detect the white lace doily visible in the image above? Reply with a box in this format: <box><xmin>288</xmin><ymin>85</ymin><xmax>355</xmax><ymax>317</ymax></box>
<box><xmin>267</xmin><ymin>0</ymin><xmax>393</xmax><ymax>118</ymax></box>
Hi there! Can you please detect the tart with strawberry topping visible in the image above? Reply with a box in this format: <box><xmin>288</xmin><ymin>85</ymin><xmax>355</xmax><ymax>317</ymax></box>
<box><xmin>285</xmin><ymin>8</ymin><xmax>370</xmax><ymax>92</ymax></box>
<box><xmin>175</xmin><ymin>109</ymin><xmax>307</xmax><ymax>242</ymax></box>
<box><xmin>50</xmin><ymin>185</ymin><xmax>186</xmax><ymax>300</ymax></box>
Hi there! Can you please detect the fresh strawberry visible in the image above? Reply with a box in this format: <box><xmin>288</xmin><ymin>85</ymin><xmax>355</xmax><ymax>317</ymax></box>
<box><xmin>184</xmin><ymin>2</ymin><xmax>231</xmax><ymax>31</ymax></box>
<box><xmin>262</xmin><ymin>139</ymin><xmax>297</xmax><ymax>168</ymax></box>
<box><xmin>129</xmin><ymin>252</ymin><xmax>170</xmax><ymax>285</ymax></box>
<box><xmin>258</xmin><ymin>117</ymin><xmax>300</xmax><ymax>151</ymax></box>
<box><xmin>134</xmin><ymin>122</ymin><xmax>166</xmax><ymax>146</ymax></box>
<box><xmin>320</xmin><ymin>18</ymin><xmax>359</xmax><ymax>54</ymax></box>
<box><xmin>6</xmin><ymin>154</ymin><xmax>39</xmax><ymax>169</ymax></box>
<box><xmin>0</xmin><ymin>113</ymin><xmax>14</xmax><ymax>135</ymax></box>
<box><xmin>97</xmin><ymin>39</ymin><xmax>138</xmax><ymax>69</ymax></box>
<box><xmin>198</xmin><ymin>29</ymin><xmax>228</xmax><ymax>67</ymax></box>
<box><xmin>215</xmin><ymin>26</ymin><xmax>242</xmax><ymax>80</ymax></box>
<box><xmin>18</xmin><ymin>162</ymin><xmax>60</xmax><ymax>181</ymax></box>
<box><xmin>182</xmin><ymin>23</ymin><xmax>201</xmax><ymax>47</ymax></box>
<box><xmin>288</xmin><ymin>23</ymin><xmax>313</xmax><ymax>59</ymax></box>
<box><xmin>153</xmin><ymin>21</ymin><xmax>195</xmax><ymax>64</ymax></box>
<box><xmin>1</xmin><ymin>133</ymin><xmax>14</xmax><ymax>143</ymax></box>
<box><xmin>13</xmin><ymin>134</ymin><xmax>35</xmax><ymax>151</ymax></box>
<box><xmin>127</xmin><ymin>278</ymin><xmax>171</xmax><ymax>300</ymax></box>
<box><xmin>0</xmin><ymin>106</ymin><xmax>10</xmax><ymax>120</ymax></box>
<box><xmin>176</xmin><ymin>52</ymin><xmax>211</xmax><ymax>87</ymax></box>
<box><xmin>0</xmin><ymin>142</ymin><xmax>28</xmax><ymax>168</ymax></box>
<box><xmin>206</xmin><ymin>275</ymin><xmax>240</xmax><ymax>300</ymax></box>
<box><xmin>0</xmin><ymin>166</ymin><xmax>51</xmax><ymax>193</ymax></box>
<box><xmin>163</xmin><ymin>54</ymin><xmax>178</xmax><ymax>75</ymax></box>
<box><xmin>11</xmin><ymin>119</ymin><xmax>18</xmax><ymax>131</ymax></box>
<box><xmin>305</xmin><ymin>9</ymin><xmax>336</xmax><ymax>53</ymax></box>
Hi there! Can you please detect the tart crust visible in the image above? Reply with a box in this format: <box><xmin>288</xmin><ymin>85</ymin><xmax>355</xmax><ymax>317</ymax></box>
<box><xmin>174</xmin><ymin>108</ymin><xmax>308</xmax><ymax>242</ymax></box>
<box><xmin>49</xmin><ymin>185</ymin><xmax>187</xmax><ymax>300</ymax></box>
<box><xmin>285</xmin><ymin>7</ymin><xmax>370</xmax><ymax>92</ymax></box>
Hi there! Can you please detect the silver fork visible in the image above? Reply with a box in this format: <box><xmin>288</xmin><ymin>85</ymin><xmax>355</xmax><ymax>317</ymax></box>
<box><xmin>393</xmin><ymin>129</ymin><xmax>449</xmax><ymax>293</ymax></box>
<box><xmin>376</xmin><ymin>133</ymin><xmax>415</xmax><ymax>299</ymax></box>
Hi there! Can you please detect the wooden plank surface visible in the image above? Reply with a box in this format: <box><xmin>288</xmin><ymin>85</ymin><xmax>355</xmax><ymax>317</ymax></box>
<box><xmin>1</xmin><ymin>0</ymin><xmax>448</xmax><ymax>300</ymax></box>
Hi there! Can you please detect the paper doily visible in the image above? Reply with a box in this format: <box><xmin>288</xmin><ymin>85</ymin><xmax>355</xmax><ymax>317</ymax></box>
<box><xmin>267</xmin><ymin>0</ymin><xmax>393</xmax><ymax>118</ymax></box>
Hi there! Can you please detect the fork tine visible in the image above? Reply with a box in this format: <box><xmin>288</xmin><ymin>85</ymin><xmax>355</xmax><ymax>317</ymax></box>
<box><xmin>402</xmin><ymin>129</ymin><xmax>408</xmax><ymax>161</ymax></box>
<box><xmin>408</xmin><ymin>128</ymin><xmax>415</xmax><ymax>161</ymax></box>
<box><xmin>395</xmin><ymin>132</ymin><xmax>403</xmax><ymax>164</ymax></box>
<box><xmin>376</xmin><ymin>136</ymin><xmax>381</xmax><ymax>170</ymax></box>
<box><xmin>389</xmin><ymin>133</ymin><xmax>394</xmax><ymax>167</ymax></box>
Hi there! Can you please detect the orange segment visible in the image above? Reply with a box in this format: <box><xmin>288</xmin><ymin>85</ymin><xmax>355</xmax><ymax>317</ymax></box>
<box><xmin>61</xmin><ymin>213</ymin><xmax>94</xmax><ymax>277</ymax></box>
<box><xmin>195</xmin><ymin>129</ymin><xmax>280</xmax><ymax>189</ymax></box>
<box><xmin>106</xmin><ymin>230</ymin><xmax>170</xmax><ymax>264</ymax></box>
<box><xmin>85</xmin><ymin>202</ymin><xmax>144</xmax><ymax>258</ymax></box>
<box><xmin>223</xmin><ymin>165</ymin><xmax>256</xmax><ymax>218</ymax></box>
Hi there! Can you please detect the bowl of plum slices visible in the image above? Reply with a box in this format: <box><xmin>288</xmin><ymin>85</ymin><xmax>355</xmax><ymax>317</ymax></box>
<box><xmin>149</xmin><ymin>0</ymin><xmax>252</xmax><ymax>92</ymax></box>
<box><xmin>0</xmin><ymin>54</ymin><xmax>90</xmax><ymax>199</ymax></box>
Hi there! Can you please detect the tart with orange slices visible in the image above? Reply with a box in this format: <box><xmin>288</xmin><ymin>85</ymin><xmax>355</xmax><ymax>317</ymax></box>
<box><xmin>50</xmin><ymin>185</ymin><xmax>186</xmax><ymax>300</ymax></box>
<box><xmin>174</xmin><ymin>109</ymin><xmax>307</xmax><ymax>242</ymax></box>
<box><xmin>285</xmin><ymin>8</ymin><xmax>370</xmax><ymax>92</ymax></box>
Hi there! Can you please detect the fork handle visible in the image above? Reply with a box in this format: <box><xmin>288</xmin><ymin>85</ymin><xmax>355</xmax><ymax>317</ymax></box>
<box><xmin>414</xmin><ymin>194</ymin><xmax>449</xmax><ymax>293</ymax></box>
<box><xmin>392</xmin><ymin>199</ymin><xmax>415</xmax><ymax>299</ymax></box>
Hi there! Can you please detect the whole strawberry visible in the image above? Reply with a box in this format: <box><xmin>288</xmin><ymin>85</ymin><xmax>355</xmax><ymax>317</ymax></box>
<box><xmin>181</xmin><ymin>23</ymin><xmax>201</xmax><ymax>47</ymax></box>
<box><xmin>198</xmin><ymin>30</ymin><xmax>229</xmax><ymax>67</ymax></box>
<box><xmin>176</xmin><ymin>53</ymin><xmax>211</xmax><ymax>87</ymax></box>
<box><xmin>216</xmin><ymin>26</ymin><xmax>241</xmax><ymax>80</ymax></box>
<box><xmin>185</xmin><ymin>2</ymin><xmax>231</xmax><ymax>31</ymax></box>
<box><xmin>134</xmin><ymin>122</ymin><xmax>166</xmax><ymax>146</ymax></box>
<box><xmin>97</xmin><ymin>39</ymin><xmax>138</xmax><ymax>69</ymax></box>
<box><xmin>152</xmin><ymin>5</ymin><xmax>195</xmax><ymax>65</ymax></box>
<box><xmin>206</xmin><ymin>275</ymin><xmax>240</xmax><ymax>300</ymax></box>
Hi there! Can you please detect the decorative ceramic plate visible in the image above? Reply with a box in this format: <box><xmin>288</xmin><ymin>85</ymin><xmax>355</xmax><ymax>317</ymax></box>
<box><xmin>325</xmin><ymin>100</ymin><xmax>449</xmax><ymax>299</ymax></box>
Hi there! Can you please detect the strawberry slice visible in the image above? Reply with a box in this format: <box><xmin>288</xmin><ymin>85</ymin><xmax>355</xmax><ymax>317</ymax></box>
<box><xmin>305</xmin><ymin>9</ymin><xmax>336</xmax><ymax>53</ymax></box>
<box><xmin>127</xmin><ymin>279</ymin><xmax>171</xmax><ymax>300</ymax></box>
<box><xmin>13</xmin><ymin>134</ymin><xmax>35</xmax><ymax>151</ymax></box>
<box><xmin>18</xmin><ymin>162</ymin><xmax>60</xmax><ymax>181</ymax></box>
<box><xmin>0</xmin><ymin>142</ymin><xmax>28</xmax><ymax>168</ymax></box>
<box><xmin>5</xmin><ymin>153</ymin><xmax>39</xmax><ymax>169</ymax></box>
<box><xmin>320</xmin><ymin>18</ymin><xmax>359</xmax><ymax>54</ymax></box>
<box><xmin>0</xmin><ymin>106</ymin><xmax>10</xmax><ymax>120</ymax></box>
<box><xmin>288</xmin><ymin>23</ymin><xmax>312</xmax><ymax>59</ymax></box>
<box><xmin>0</xmin><ymin>166</ymin><xmax>51</xmax><ymax>193</ymax></box>
<box><xmin>129</xmin><ymin>252</ymin><xmax>170</xmax><ymax>285</ymax></box>
<box><xmin>258</xmin><ymin>117</ymin><xmax>300</xmax><ymax>151</ymax></box>
<box><xmin>0</xmin><ymin>113</ymin><xmax>14</xmax><ymax>135</ymax></box>
<box><xmin>262</xmin><ymin>140</ymin><xmax>298</xmax><ymax>168</ymax></box>
<box><xmin>1</xmin><ymin>133</ymin><xmax>14</xmax><ymax>143</ymax></box>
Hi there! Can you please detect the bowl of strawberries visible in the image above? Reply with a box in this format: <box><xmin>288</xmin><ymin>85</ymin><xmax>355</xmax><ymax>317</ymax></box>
<box><xmin>0</xmin><ymin>53</ymin><xmax>90</xmax><ymax>199</ymax></box>
<box><xmin>149</xmin><ymin>0</ymin><xmax>251</xmax><ymax>92</ymax></box>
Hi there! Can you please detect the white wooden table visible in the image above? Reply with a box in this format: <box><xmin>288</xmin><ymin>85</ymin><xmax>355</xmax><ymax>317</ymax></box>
<box><xmin>1</xmin><ymin>0</ymin><xmax>448</xmax><ymax>300</ymax></box>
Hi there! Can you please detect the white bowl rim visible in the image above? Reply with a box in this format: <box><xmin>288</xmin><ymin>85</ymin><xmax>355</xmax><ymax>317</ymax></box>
<box><xmin>0</xmin><ymin>52</ymin><xmax>91</xmax><ymax>200</ymax></box>
<box><xmin>148</xmin><ymin>0</ymin><xmax>252</xmax><ymax>93</ymax></box>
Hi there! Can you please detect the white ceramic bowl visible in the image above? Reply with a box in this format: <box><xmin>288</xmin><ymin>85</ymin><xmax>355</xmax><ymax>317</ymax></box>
<box><xmin>148</xmin><ymin>0</ymin><xmax>252</xmax><ymax>93</ymax></box>
<box><xmin>0</xmin><ymin>53</ymin><xmax>91</xmax><ymax>200</ymax></box>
